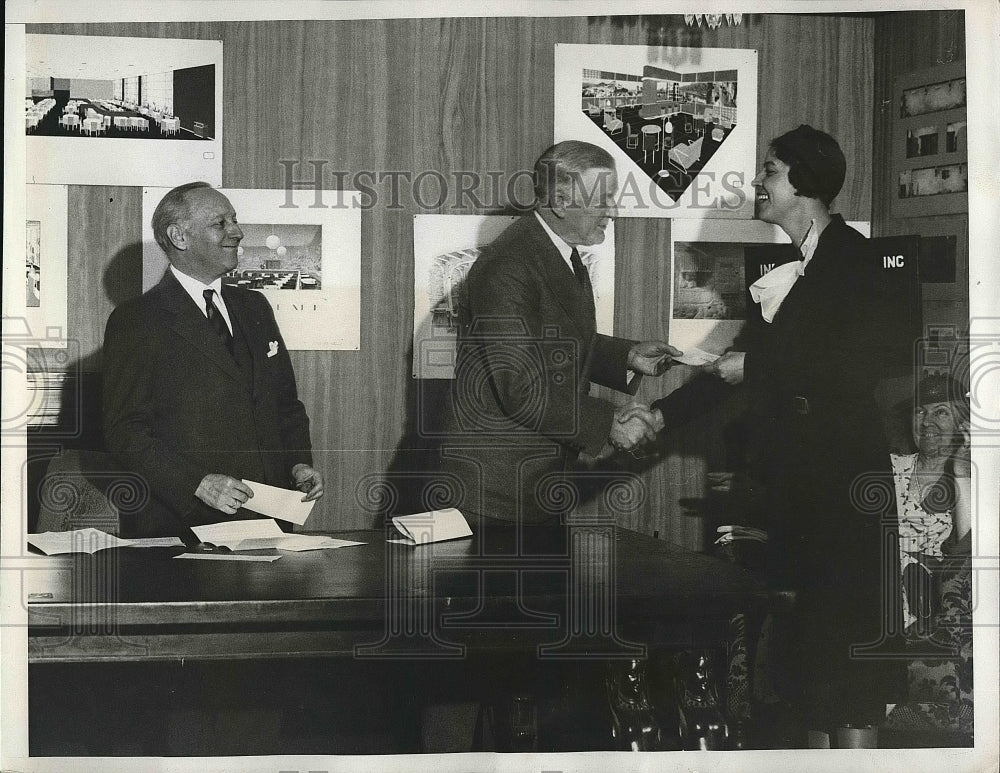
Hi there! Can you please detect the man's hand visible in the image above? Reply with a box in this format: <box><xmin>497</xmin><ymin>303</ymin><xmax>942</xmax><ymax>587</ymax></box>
<box><xmin>628</xmin><ymin>341</ymin><xmax>682</xmax><ymax>376</ymax></box>
<box><xmin>706</xmin><ymin>351</ymin><xmax>746</xmax><ymax>385</ymax></box>
<box><xmin>609</xmin><ymin>403</ymin><xmax>662</xmax><ymax>450</ymax></box>
<box><xmin>292</xmin><ymin>463</ymin><xmax>325</xmax><ymax>502</ymax></box>
<box><xmin>195</xmin><ymin>474</ymin><xmax>254</xmax><ymax>515</ymax></box>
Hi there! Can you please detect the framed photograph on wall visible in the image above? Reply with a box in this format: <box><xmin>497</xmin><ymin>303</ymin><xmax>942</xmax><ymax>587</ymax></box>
<box><xmin>26</xmin><ymin>34</ymin><xmax>223</xmax><ymax>187</ymax></box>
<box><xmin>669</xmin><ymin>219</ymin><xmax>870</xmax><ymax>355</ymax></box>
<box><xmin>412</xmin><ymin>214</ymin><xmax>616</xmax><ymax>378</ymax></box>
<box><xmin>554</xmin><ymin>44</ymin><xmax>758</xmax><ymax>219</ymax></box>
<box><xmin>23</xmin><ymin>184</ymin><xmax>69</xmax><ymax>348</ymax></box>
<box><xmin>142</xmin><ymin>188</ymin><xmax>361</xmax><ymax>351</ymax></box>
<box><xmin>915</xmin><ymin>213</ymin><xmax>968</xmax><ymax>302</ymax></box>
<box><xmin>892</xmin><ymin>61</ymin><xmax>968</xmax><ymax>218</ymax></box>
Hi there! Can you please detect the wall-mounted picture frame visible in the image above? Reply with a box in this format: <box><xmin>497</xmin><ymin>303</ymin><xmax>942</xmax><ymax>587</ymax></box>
<box><xmin>25</xmin><ymin>34</ymin><xmax>223</xmax><ymax>187</ymax></box>
<box><xmin>554</xmin><ymin>44</ymin><xmax>758</xmax><ymax>219</ymax></box>
<box><xmin>669</xmin><ymin>219</ymin><xmax>870</xmax><ymax>354</ymax></box>
<box><xmin>892</xmin><ymin>61</ymin><xmax>968</xmax><ymax>218</ymax></box>
<box><xmin>915</xmin><ymin>213</ymin><xmax>968</xmax><ymax>302</ymax></box>
<box><xmin>142</xmin><ymin>187</ymin><xmax>362</xmax><ymax>351</ymax></box>
<box><xmin>412</xmin><ymin>214</ymin><xmax>616</xmax><ymax>378</ymax></box>
<box><xmin>24</xmin><ymin>184</ymin><xmax>69</xmax><ymax>348</ymax></box>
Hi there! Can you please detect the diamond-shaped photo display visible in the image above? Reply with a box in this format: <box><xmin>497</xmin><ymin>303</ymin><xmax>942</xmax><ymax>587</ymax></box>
<box><xmin>580</xmin><ymin>64</ymin><xmax>738</xmax><ymax>204</ymax></box>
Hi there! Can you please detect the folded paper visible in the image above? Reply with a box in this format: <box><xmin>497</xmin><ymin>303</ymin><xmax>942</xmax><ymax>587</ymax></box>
<box><xmin>390</xmin><ymin>508</ymin><xmax>473</xmax><ymax>545</ymax></box>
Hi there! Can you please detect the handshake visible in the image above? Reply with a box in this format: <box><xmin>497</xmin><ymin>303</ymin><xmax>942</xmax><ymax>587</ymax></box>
<box><xmin>595</xmin><ymin>338</ymin><xmax>682</xmax><ymax>458</ymax></box>
<box><xmin>606</xmin><ymin>402</ymin><xmax>664</xmax><ymax>455</ymax></box>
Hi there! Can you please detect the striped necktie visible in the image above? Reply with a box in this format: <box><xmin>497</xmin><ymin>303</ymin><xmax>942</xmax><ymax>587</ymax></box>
<box><xmin>203</xmin><ymin>289</ymin><xmax>234</xmax><ymax>355</ymax></box>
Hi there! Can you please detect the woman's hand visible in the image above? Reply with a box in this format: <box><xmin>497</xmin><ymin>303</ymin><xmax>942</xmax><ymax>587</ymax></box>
<box><xmin>951</xmin><ymin>423</ymin><xmax>971</xmax><ymax>478</ymax></box>
<box><xmin>706</xmin><ymin>351</ymin><xmax>746</xmax><ymax>385</ymax></box>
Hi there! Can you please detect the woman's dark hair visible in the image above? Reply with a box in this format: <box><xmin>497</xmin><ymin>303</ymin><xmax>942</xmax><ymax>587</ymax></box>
<box><xmin>769</xmin><ymin>124</ymin><xmax>846</xmax><ymax>207</ymax></box>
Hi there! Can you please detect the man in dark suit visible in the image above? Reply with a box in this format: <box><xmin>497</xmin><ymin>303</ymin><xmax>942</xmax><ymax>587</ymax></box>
<box><xmin>102</xmin><ymin>182</ymin><xmax>323</xmax><ymax>538</ymax></box>
<box><xmin>440</xmin><ymin>140</ymin><xmax>677</xmax><ymax>525</ymax></box>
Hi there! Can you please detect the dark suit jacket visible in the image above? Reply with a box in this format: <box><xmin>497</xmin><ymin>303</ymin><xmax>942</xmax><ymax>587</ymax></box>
<box><xmin>440</xmin><ymin>214</ymin><xmax>637</xmax><ymax>523</ymax></box>
<box><xmin>744</xmin><ymin>216</ymin><xmax>904</xmax><ymax>713</ymax></box>
<box><xmin>102</xmin><ymin>270</ymin><xmax>312</xmax><ymax>537</ymax></box>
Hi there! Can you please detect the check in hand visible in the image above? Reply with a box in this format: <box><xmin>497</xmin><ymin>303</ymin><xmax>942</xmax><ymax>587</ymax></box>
<box><xmin>291</xmin><ymin>463</ymin><xmax>325</xmax><ymax>502</ymax></box>
<box><xmin>628</xmin><ymin>340</ymin><xmax>683</xmax><ymax>376</ymax></box>
<box><xmin>196</xmin><ymin>474</ymin><xmax>254</xmax><ymax>515</ymax></box>
<box><xmin>705</xmin><ymin>351</ymin><xmax>746</xmax><ymax>385</ymax></box>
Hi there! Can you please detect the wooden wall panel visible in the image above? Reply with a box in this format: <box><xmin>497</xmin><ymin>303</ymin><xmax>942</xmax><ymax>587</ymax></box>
<box><xmin>26</xmin><ymin>14</ymin><xmax>873</xmax><ymax>545</ymax></box>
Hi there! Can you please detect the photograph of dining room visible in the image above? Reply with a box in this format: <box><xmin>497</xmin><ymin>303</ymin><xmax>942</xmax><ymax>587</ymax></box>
<box><xmin>25</xmin><ymin>62</ymin><xmax>214</xmax><ymax>141</ymax></box>
<box><xmin>25</xmin><ymin>35</ymin><xmax>222</xmax><ymax>186</ymax></box>
<box><xmin>580</xmin><ymin>64</ymin><xmax>738</xmax><ymax>204</ymax></box>
<box><xmin>223</xmin><ymin>224</ymin><xmax>323</xmax><ymax>292</ymax></box>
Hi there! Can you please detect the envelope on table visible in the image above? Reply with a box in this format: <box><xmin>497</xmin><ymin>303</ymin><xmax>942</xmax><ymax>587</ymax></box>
<box><xmin>390</xmin><ymin>508</ymin><xmax>472</xmax><ymax>545</ymax></box>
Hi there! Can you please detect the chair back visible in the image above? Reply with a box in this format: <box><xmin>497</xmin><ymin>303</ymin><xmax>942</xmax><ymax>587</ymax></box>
<box><xmin>35</xmin><ymin>450</ymin><xmax>144</xmax><ymax>535</ymax></box>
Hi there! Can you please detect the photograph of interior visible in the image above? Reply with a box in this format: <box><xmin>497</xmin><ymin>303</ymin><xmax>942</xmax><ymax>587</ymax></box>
<box><xmin>25</xmin><ymin>41</ymin><xmax>215</xmax><ymax>140</ymax></box>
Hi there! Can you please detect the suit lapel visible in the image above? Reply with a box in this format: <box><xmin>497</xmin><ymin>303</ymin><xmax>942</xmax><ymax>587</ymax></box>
<box><xmin>156</xmin><ymin>272</ymin><xmax>248</xmax><ymax>387</ymax></box>
<box><xmin>523</xmin><ymin>216</ymin><xmax>594</xmax><ymax>336</ymax></box>
<box><xmin>223</xmin><ymin>286</ymin><xmax>262</xmax><ymax>393</ymax></box>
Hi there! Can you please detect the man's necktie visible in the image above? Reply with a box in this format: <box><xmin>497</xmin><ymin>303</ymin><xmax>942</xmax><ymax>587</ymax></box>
<box><xmin>570</xmin><ymin>247</ymin><xmax>596</xmax><ymax>317</ymax></box>
<box><xmin>203</xmin><ymin>289</ymin><xmax>234</xmax><ymax>355</ymax></box>
<box><xmin>569</xmin><ymin>247</ymin><xmax>587</xmax><ymax>287</ymax></box>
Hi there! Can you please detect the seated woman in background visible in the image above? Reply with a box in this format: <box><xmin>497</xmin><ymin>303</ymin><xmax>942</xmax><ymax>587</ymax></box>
<box><xmin>885</xmin><ymin>373</ymin><xmax>973</xmax><ymax>742</ymax></box>
<box><xmin>891</xmin><ymin>374</ymin><xmax>972</xmax><ymax>632</ymax></box>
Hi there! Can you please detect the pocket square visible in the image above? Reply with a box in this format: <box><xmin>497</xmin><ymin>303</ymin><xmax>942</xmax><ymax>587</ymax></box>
<box><xmin>267</xmin><ymin>340</ymin><xmax>280</xmax><ymax>358</ymax></box>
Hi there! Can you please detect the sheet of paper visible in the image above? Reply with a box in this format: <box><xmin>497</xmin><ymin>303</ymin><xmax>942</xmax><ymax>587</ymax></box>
<box><xmin>390</xmin><ymin>508</ymin><xmax>472</xmax><ymax>545</ymax></box>
<box><xmin>241</xmin><ymin>479</ymin><xmax>315</xmax><ymax>525</ymax></box>
<box><xmin>673</xmin><ymin>347</ymin><xmax>720</xmax><ymax>367</ymax></box>
<box><xmin>272</xmin><ymin>536</ymin><xmax>367</xmax><ymax>552</ymax></box>
<box><xmin>174</xmin><ymin>553</ymin><xmax>282</xmax><ymax>562</ymax></box>
<box><xmin>128</xmin><ymin>536</ymin><xmax>187</xmax><ymax>549</ymax></box>
<box><xmin>190</xmin><ymin>519</ymin><xmax>366</xmax><ymax>551</ymax></box>
<box><xmin>191</xmin><ymin>518</ymin><xmax>285</xmax><ymax>547</ymax></box>
<box><xmin>27</xmin><ymin>529</ymin><xmax>185</xmax><ymax>555</ymax></box>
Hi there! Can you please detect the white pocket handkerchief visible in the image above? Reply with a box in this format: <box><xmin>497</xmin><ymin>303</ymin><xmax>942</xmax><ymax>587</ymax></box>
<box><xmin>267</xmin><ymin>340</ymin><xmax>279</xmax><ymax>357</ymax></box>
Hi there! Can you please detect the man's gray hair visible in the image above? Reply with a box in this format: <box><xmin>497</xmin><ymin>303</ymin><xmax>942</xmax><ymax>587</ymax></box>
<box><xmin>533</xmin><ymin>140</ymin><xmax>615</xmax><ymax>207</ymax></box>
<box><xmin>151</xmin><ymin>181</ymin><xmax>214</xmax><ymax>255</ymax></box>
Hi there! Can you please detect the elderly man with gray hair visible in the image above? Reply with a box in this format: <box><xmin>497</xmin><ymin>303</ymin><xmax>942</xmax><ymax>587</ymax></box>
<box><xmin>440</xmin><ymin>140</ymin><xmax>678</xmax><ymax>526</ymax></box>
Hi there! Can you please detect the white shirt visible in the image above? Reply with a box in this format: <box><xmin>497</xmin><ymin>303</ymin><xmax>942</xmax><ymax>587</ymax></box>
<box><xmin>534</xmin><ymin>210</ymin><xmax>577</xmax><ymax>276</ymax></box>
<box><xmin>170</xmin><ymin>265</ymin><xmax>233</xmax><ymax>335</ymax></box>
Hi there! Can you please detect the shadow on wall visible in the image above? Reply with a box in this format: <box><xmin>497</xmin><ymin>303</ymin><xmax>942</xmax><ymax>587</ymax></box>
<box><xmin>26</xmin><ymin>244</ymin><xmax>141</xmax><ymax>532</ymax></box>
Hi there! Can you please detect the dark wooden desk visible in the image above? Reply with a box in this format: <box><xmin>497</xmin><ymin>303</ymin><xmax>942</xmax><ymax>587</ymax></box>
<box><xmin>27</xmin><ymin>522</ymin><xmax>764</xmax><ymax>663</ymax></box>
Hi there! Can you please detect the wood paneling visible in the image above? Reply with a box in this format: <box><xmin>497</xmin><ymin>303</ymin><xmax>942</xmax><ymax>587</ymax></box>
<box><xmin>26</xmin><ymin>14</ymin><xmax>873</xmax><ymax>543</ymax></box>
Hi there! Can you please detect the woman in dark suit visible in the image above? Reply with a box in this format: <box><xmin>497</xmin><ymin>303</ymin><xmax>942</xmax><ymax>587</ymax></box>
<box><xmin>708</xmin><ymin>125</ymin><xmax>904</xmax><ymax>747</ymax></box>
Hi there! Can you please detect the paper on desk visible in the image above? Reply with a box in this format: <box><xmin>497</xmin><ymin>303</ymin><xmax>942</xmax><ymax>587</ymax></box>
<box><xmin>27</xmin><ymin>529</ymin><xmax>184</xmax><ymax>555</ymax></box>
<box><xmin>673</xmin><ymin>347</ymin><xmax>720</xmax><ymax>367</ymax></box>
<box><xmin>191</xmin><ymin>519</ymin><xmax>366</xmax><ymax>552</ymax></box>
<box><xmin>174</xmin><ymin>553</ymin><xmax>282</xmax><ymax>562</ymax></box>
<box><xmin>273</xmin><ymin>536</ymin><xmax>367</xmax><ymax>551</ymax></box>
<box><xmin>191</xmin><ymin>518</ymin><xmax>285</xmax><ymax>548</ymax></box>
<box><xmin>390</xmin><ymin>508</ymin><xmax>472</xmax><ymax>545</ymax></box>
<box><xmin>240</xmin><ymin>479</ymin><xmax>315</xmax><ymax>525</ymax></box>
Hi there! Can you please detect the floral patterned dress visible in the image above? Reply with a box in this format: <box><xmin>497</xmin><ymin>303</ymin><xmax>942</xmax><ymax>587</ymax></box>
<box><xmin>890</xmin><ymin>453</ymin><xmax>954</xmax><ymax>629</ymax></box>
